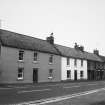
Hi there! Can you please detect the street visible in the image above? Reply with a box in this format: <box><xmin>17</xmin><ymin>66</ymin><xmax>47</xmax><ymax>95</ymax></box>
<box><xmin>0</xmin><ymin>81</ymin><xmax>105</xmax><ymax>105</ymax></box>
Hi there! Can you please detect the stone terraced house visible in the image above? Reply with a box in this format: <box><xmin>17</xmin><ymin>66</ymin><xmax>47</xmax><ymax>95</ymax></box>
<box><xmin>0</xmin><ymin>29</ymin><xmax>105</xmax><ymax>84</ymax></box>
<box><xmin>0</xmin><ymin>29</ymin><xmax>61</xmax><ymax>83</ymax></box>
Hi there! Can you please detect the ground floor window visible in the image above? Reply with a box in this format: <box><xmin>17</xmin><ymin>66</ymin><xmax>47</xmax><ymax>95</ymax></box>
<box><xmin>80</xmin><ymin>71</ymin><xmax>84</xmax><ymax>78</ymax></box>
<box><xmin>18</xmin><ymin>68</ymin><xmax>24</xmax><ymax>80</ymax></box>
<box><xmin>67</xmin><ymin>70</ymin><xmax>71</xmax><ymax>79</ymax></box>
<box><xmin>48</xmin><ymin>69</ymin><xmax>53</xmax><ymax>79</ymax></box>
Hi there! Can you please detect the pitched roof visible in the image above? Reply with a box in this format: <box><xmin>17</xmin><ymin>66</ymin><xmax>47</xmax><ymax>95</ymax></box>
<box><xmin>99</xmin><ymin>55</ymin><xmax>105</xmax><ymax>62</ymax></box>
<box><xmin>0</xmin><ymin>29</ymin><xmax>104</xmax><ymax>62</ymax></box>
<box><xmin>0</xmin><ymin>29</ymin><xmax>60</xmax><ymax>55</ymax></box>
<box><xmin>55</xmin><ymin>44</ymin><xmax>86</xmax><ymax>59</ymax></box>
<box><xmin>84</xmin><ymin>52</ymin><xmax>103</xmax><ymax>62</ymax></box>
<box><xmin>55</xmin><ymin>44</ymin><xmax>103</xmax><ymax>62</ymax></box>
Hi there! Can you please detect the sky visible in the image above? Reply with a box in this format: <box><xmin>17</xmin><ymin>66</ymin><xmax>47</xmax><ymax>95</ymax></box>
<box><xmin>0</xmin><ymin>0</ymin><xmax>105</xmax><ymax>55</ymax></box>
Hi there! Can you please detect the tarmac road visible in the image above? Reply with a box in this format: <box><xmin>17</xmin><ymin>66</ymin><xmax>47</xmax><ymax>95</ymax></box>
<box><xmin>0</xmin><ymin>81</ymin><xmax>105</xmax><ymax>105</ymax></box>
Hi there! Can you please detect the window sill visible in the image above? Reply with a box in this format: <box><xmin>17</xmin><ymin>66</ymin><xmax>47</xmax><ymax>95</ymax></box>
<box><xmin>17</xmin><ymin>78</ymin><xmax>24</xmax><ymax>81</ymax></box>
<box><xmin>67</xmin><ymin>78</ymin><xmax>71</xmax><ymax>79</ymax></box>
<box><xmin>33</xmin><ymin>61</ymin><xmax>38</xmax><ymax>64</ymax></box>
<box><xmin>48</xmin><ymin>77</ymin><xmax>53</xmax><ymax>79</ymax></box>
<box><xmin>18</xmin><ymin>60</ymin><xmax>24</xmax><ymax>63</ymax></box>
<box><xmin>49</xmin><ymin>63</ymin><xmax>53</xmax><ymax>65</ymax></box>
<box><xmin>66</xmin><ymin>65</ymin><xmax>70</xmax><ymax>67</ymax></box>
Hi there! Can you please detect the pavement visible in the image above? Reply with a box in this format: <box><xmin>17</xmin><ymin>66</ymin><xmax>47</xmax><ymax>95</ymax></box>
<box><xmin>0</xmin><ymin>81</ymin><xmax>105</xmax><ymax>105</ymax></box>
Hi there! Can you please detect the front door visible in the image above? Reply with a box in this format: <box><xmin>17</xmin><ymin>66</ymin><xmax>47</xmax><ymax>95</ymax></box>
<box><xmin>33</xmin><ymin>68</ymin><xmax>38</xmax><ymax>83</ymax></box>
<box><xmin>74</xmin><ymin>70</ymin><xmax>77</xmax><ymax>80</ymax></box>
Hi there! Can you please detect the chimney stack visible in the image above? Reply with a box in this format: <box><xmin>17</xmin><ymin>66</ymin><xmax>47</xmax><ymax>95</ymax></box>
<box><xmin>74</xmin><ymin>43</ymin><xmax>84</xmax><ymax>52</ymax></box>
<box><xmin>94</xmin><ymin>49</ymin><xmax>99</xmax><ymax>55</ymax></box>
<box><xmin>46</xmin><ymin>32</ymin><xmax>54</xmax><ymax>44</ymax></box>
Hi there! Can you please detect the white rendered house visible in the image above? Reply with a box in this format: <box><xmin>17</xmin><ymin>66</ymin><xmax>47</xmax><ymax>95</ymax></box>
<box><xmin>55</xmin><ymin>44</ymin><xmax>87</xmax><ymax>81</ymax></box>
<box><xmin>61</xmin><ymin>57</ymin><xmax>87</xmax><ymax>80</ymax></box>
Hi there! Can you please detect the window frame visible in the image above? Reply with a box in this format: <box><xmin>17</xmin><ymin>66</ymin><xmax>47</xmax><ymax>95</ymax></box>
<box><xmin>17</xmin><ymin>67</ymin><xmax>24</xmax><ymax>80</ymax></box>
<box><xmin>67</xmin><ymin>70</ymin><xmax>71</xmax><ymax>79</ymax></box>
<box><xmin>80</xmin><ymin>70</ymin><xmax>84</xmax><ymax>78</ymax></box>
<box><xmin>81</xmin><ymin>59</ymin><xmax>83</xmax><ymax>67</ymax></box>
<box><xmin>33</xmin><ymin>52</ymin><xmax>38</xmax><ymax>61</ymax></box>
<box><xmin>49</xmin><ymin>55</ymin><xmax>53</xmax><ymax>64</ymax></box>
<box><xmin>74</xmin><ymin>59</ymin><xmax>77</xmax><ymax>66</ymax></box>
<box><xmin>19</xmin><ymin>50</ymin><xmax>24</xmax><ymax>61</ymax></box>
<box><xmin>48</xmin><ymin>69</ymin><xmax>53</xmax><ymax>78</ymax></box>
<box><xmin>67</xmin><ymin>57</ymin><xmax>70</xmax><ymax>66</ymax></box>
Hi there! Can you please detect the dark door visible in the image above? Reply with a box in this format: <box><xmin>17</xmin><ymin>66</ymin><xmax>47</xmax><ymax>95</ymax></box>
<box><xmin>33</xmin><ymin>68</ymin><xmax>38</xmax><ymax>83</ymax></box>
<box><xmin>88</xmin><ymin>70</ymin><xmax>91</xmax><ymax>80</ymax></box>
<box><xmin>74</xmin><ymin>70</ymin><xmax>77</xmax><ymax>80</ymax></box>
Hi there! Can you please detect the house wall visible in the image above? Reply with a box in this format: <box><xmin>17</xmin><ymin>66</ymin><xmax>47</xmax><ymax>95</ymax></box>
<box><xmin>0</xmin><ymin>46</ymin><xmax>61</xmax><ymax>84</ymax></box>
<box><xmin>61</xmin><ymin>57</ymin><xmax>87</xmax><ymax>80</ymax></box>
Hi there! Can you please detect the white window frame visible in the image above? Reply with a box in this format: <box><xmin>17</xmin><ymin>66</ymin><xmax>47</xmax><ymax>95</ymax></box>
<box><xmin>81</xmin><ymin>59</ymin><xmax>83</xmax><ymax>67</ymax></box>
<box><xmin>19</xmin><ymin>50</ymin><xmax>24</xmax><ymax>61</ymax></box>
<box><xmin>48</xmin><ymin>69</ymin><xmax>53</xmax><ymax>79</ymax></box>
<box><xmin>67</xmin><ymin>57</ymin><xmax>70</xmax><ymax>66</ymax></box>
<box><xmin>33</xmin><ymin>52</ymin><xmax>38</xmax><ymax>62</ymax></box>
<box><xmin>18</xmin><ymin>68</ymin><xmax>24</xmax><ymax>80</ymax></box>
<box><xmin>74</xmin><ymin>59</ymin><xmax>77</xmax><ymax>66</ymax></box>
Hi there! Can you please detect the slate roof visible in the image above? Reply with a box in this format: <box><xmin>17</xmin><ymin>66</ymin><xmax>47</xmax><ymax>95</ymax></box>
<box><xmin>55</xmin><ymin>44</ymin><xmax>103</xmax><ymax>62</ymax></box>
<box><xmin>55</xmin><ymin>44</ymin><xmax>86</xmax><ymax>59</ymax></box>
<box><xmin>84</xmin><ymin>52</ymin><xmax>103</xmax><ymax>62</ymax></box>
<box><xmin>0</xmin><ymin>29</ymin><xmax>104</xmax><ymax>62</ymax></box>
<box><xmin>0</xmin><ymin>29</ymin><xmax>60</xmax><ymax>55</ymax></box>
<box><xmin>99</xmin><ymin>55</ymin><xmax>105</xmax><ymax>62</ymax></box>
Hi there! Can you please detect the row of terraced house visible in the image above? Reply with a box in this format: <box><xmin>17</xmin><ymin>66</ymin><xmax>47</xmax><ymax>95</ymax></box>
<box><xmin>0</xmin><ymin>29</ymin><xmax>105</xmax><ymax>84</ymax></box>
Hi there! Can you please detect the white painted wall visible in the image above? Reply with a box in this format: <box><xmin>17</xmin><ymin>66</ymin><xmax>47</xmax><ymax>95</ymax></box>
<box><xmin>61</xmin><ymin>57</ymin><xmax>87</xmax><ymax>80</ymax></box>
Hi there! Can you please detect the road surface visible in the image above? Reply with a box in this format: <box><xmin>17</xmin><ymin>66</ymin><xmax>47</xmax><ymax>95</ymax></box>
<box><xmin>0</xmin><ymin>81</ymin><xmax>105</xmax><ymax>105</ymax></box>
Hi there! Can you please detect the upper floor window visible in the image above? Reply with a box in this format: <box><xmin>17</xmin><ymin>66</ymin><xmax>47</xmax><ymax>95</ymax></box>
<box><xmin>67</xmin><ymin>57</ymin><xmax>70</xmax><ymax>65</ymax></box>
<box><xmin>80</xmin><ymin>71</ymin><xmax>84</xmax><ymax>78</ymax></box>
<box><xmin>49</xmin><ymin>55</ymin><xmax>53</xmax><ymax>64</ymax></box>
<box><xmin>18</xmin><ymin>67</ymin><xmax>24</xmax><ymax>80</ymax></box>
<box><xmin>19</xmin><ymin>50</ymin><xmax>24</xmax><ymax>60</ymax></box>
<box><xmin>67</xmin><ymin>70</ymin><xmax>71</xmax><ymax>79</ymax></box>
<box><xmin>33</xmin><ymin>52</ymin><xmax>38</xmax><ymax>61</ymax></box>
<box><xmin>74</xmin><ymin>59</ymin><xmax>77</xmax><ymax>66</ymax></box>
<box><xmin>81</xmin><ymin>59</ymin><xmax>83</xmax><ymax>67</ymax></box>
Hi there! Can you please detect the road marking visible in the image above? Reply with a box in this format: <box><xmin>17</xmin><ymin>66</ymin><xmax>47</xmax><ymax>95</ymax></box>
<box><xmin>63</xmin><ymin>85</ymin><xmax>80</xmax><ymax>89</ymax></box>
<box><xmin>18</xmin><ymin>88</ymin><xmax>51</xmax><ymax>94</ymax></box>
<box><xmin>0</xmin><ymin>88</ymin><xmax>12</xmax><ymax>90</ymax></box>
<box><xmin>17</xmin><ymin>87</ymin><xmax>105</xmax><ymax>105</ymax></box>
<box><xmin>8</xmin><ymin>85</ymin><xmax>29</xmax><ymax>89</ymax></box>
<box><xmin>87</xmin><ymin>83</ymin><xmax>97</xmax><ymax>86</ymax></box>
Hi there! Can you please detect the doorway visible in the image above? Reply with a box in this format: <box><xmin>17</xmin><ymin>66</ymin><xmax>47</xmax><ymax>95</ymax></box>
<box><xmin>74</xmin><ymin>70</ymin><xmax>77</xmax><ymax>80</ymax></box>
<box><xmin>33</xmin><ymin>68</ymin><xmax>38</xmax><ymax>83</ymax></box>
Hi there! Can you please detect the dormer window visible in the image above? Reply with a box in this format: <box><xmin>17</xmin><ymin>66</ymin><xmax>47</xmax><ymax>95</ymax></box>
<box><xmin>19</xmin><ymin>50</ymin><xmax>24</xmax><ymax>61</ymax></box>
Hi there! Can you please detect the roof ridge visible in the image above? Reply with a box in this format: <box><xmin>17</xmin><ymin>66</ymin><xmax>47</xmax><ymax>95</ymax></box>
<box><xmin>0</xmin><ymin>29</ymin><xmax>60</xmax><ymax>55</ymax></box>
<box><xmin>0</xmin><ymin>29</ymin><xmax>47</xmax><ymax>42</ymax></box>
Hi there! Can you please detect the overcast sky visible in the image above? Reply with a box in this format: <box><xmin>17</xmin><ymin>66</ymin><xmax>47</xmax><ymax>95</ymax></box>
<box><xmin>0</xmin><ymin>0</ymin><xmax>105</xmax><ymax>55</ymax></box>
